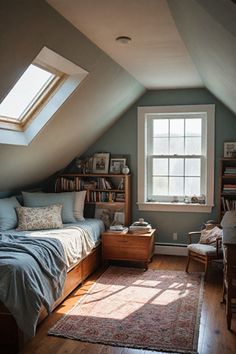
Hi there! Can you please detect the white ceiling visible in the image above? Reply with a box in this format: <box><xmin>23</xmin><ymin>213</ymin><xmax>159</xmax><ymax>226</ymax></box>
<box><xmin>47</xmin><ymin>0</ymin><xmax>203</xmax><ymax>89</ymax></box>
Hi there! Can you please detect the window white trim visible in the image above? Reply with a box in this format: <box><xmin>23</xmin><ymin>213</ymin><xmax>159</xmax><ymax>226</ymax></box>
<box><xmin>137</xmin><ymin>105</ymin><xmax>215</xmax><ymax>213</ymax></box>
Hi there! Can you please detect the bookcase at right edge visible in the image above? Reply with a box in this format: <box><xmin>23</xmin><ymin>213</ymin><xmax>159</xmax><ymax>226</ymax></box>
<box><xmin>219</xmin><ymin>158</ymin><xmax>236</xmax><ymax>219</ymax></box>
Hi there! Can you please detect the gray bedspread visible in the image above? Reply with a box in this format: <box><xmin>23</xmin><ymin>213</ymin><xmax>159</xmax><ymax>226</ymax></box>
<box><xmin>0</xmin><ymin>234</ymin><xmax>67</xmax><ymax>337</ymax></box>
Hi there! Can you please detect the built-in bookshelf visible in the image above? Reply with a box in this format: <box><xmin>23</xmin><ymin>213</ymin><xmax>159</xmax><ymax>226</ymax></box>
<box><xmin>219</xmin><ymin>158</ymin><xmax>236</xmax><ymax>219</ymax></box>
<box><xmin>55</xmin><ymin>173</ymin><xmax>131</xmax><ymax>226</ymax></box>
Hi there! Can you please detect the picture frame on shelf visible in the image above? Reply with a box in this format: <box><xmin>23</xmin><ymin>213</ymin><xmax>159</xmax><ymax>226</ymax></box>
<box><xmin>224</xmin><ymin>142</ymin><xmax>236</xmax><ymax>158</ymax></box>
<box><xmin>92</xmin><ymin>153</ymin><xmax>110</xmax><ymax>174</ymax></box>
<box><xmin>109</xmin><ymin>158</ymin><xmax>127</xmax><ymax>174</ymax></box>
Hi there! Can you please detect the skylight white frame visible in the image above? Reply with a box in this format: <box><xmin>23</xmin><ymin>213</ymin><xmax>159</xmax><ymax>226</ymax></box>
<box><xmin>0</xmin><ymin>63</ymin><xmax>65</xmax><ymax>131</ymax></box>
<box><xmin>137</xmin><ymin>105</ymin><xmax>215</xmax><ymax>213</ymax></box>
<box><xmin>0</xmin><ymin>47</ymin><xmax>88</xmax><ymax>145</ymax></box>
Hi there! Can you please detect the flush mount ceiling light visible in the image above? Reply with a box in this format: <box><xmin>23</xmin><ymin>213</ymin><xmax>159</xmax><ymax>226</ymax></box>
<box><xmin>115</xmin><ymin>36</ymin><xmax>132</xmax><ymax>44</ymax></box>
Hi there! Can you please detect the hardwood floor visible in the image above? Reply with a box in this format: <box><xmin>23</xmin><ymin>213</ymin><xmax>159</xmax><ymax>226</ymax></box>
<box><xmin>20</xmin><ymin>255</ymin><xmax>236</xmax><ymax>354</ymax></box>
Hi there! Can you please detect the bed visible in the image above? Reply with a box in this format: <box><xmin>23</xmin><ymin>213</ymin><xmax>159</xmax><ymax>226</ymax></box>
<box><xmin>0</xmin><ymin>192</ymin><xmax>105</xmax><ymax>354</ymax></box>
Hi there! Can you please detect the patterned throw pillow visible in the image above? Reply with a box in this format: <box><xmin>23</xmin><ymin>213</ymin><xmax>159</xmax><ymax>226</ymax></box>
<box><xmin>199</xmin><ymin>226</ymin><xmax>223</xmax><ymax>245</ymax></box>
<box><xmin>16</xmin><ymin>204</ymin><xmax>63</xmax><ymax>231</ymax></box>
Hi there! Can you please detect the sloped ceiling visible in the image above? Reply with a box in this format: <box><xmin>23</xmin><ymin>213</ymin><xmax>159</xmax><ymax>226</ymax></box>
<box><xmin>168</xmin><ymin>0</ymin><xmax>236</xmax><ymax>115</ymax></box>
<box><xmin>47</xmin><ymin>0</ymin><xmax>236</xmax><ymax>116</ymax></box>
<box><xmin>0</xmin><ymin>0</ymin><xmax>144</xmax><ymax>191</ymax></box>
<box><xmin>47</xmin><ymin>0</ymin><xmax>203</xmax><ymax>89</ymax></box>
<box><xmin>1</xmin><ymin>0</ymin><xmax>236</xmax><ymax>192</ymax></box>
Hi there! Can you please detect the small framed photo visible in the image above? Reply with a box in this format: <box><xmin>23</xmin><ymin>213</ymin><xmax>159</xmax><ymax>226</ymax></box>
<box><xmin>92</xmin><ymin>153</ymin><xmax>110</xmax><ymax>174</ymax></box>
<box><xmin>224</xmin><ymin>142</ymin><xmax>236</xmax><ymax>158</ymax></box>
<box><xmin>109</xmin><ymin>158</ymin><xmax>127</xmax><ymax>174</ymax></box>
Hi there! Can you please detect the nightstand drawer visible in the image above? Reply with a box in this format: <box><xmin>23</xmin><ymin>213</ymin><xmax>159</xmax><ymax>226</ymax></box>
<box><xmin>102</xmin><ymin>231</ymin><xmax>155</xmax><ymax>264</ymax></box>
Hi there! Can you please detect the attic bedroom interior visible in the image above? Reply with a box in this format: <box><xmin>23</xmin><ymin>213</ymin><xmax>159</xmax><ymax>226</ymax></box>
<box><xmin>0</xmin><ymin>1</ymin><xmax>236</xmax><ymax>354</ymax></box>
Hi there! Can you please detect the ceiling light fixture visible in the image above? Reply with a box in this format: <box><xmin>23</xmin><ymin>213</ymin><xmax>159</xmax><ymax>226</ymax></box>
<box><xmin>116</xmin><ymin>36</ymin><xmax>132</xmax><ymax>44</ymax></box>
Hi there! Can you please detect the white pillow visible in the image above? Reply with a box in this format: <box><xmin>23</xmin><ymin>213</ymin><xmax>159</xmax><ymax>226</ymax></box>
<box><xmin>74</xmin><ymin>191</ymin><xmax>87</xmax><ymax>220</ymax></box>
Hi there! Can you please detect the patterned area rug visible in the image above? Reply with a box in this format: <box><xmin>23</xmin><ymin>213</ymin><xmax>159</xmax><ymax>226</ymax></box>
<box><xmin>48</xmin><ymin>266</ymin><xmax>204</xmax><ymax>353</ymax></box>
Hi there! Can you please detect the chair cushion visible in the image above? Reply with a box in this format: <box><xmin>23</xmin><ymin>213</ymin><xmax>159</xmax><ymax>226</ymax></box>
<box><xmin>188</xmin><ymin>243</ymin><xmax>223</xmax><ymax>256</ymax></box>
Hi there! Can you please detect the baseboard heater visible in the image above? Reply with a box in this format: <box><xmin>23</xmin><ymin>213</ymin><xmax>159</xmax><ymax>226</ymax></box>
<box><xmin>154</xmin><ymin>243</ymin><xmax>188</xmax><ymax>256</ymax></box>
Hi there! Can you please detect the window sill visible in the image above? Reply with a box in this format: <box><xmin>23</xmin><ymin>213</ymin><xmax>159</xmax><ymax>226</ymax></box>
<box><xmin>137</xmin><ymin>202</ymin><xmax>213</xmax><ymax>213</ymax></box>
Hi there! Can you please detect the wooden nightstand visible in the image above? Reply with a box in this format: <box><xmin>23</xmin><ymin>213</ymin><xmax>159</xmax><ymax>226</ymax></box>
<box><xmin>102</xmin><ymin>229</ymin><xmax>156</xmax><ymax>269</ymax></box>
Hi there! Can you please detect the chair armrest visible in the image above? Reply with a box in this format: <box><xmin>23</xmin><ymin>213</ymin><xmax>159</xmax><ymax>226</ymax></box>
<box><xmin>216</xmin><ymin>237</ymin><xmax>222</xmax><ymax>255</ymax></box>
<box><xmin>206</xmin><ymin>236</ymin><xmax>222</xmax><ymax>254</ymax></box>
<box><xmin>188</xmin><ymin>231</ymin><xmax>201</xmax><ymax>244</ymax></box>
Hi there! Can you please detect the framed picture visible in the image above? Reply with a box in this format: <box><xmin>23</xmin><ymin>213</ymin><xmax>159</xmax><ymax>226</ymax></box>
<box><xmin>92</xmin><ymin>153</ymin><xmax>110</xmax><ymax>173</ymax></box>
<box><xmin>224</xmin><ymin>142</ymin><xmax>236</xmax><ymax>158</ymax></box>
<box><xmin>109</xmin><ymin>158</ymin><xmax>127</xmax><ymax>174</ymax></box>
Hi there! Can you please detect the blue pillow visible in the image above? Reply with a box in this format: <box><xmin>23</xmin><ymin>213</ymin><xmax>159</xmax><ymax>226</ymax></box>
<box><xmin>0</xmin><ymin>196</ymin><xmax>21</xmax><ymax>230</ymax></box>
<box><xmin>22</xmin><ymin>191</ymin><xmax>76</xmax><ymax>223</ymax></box>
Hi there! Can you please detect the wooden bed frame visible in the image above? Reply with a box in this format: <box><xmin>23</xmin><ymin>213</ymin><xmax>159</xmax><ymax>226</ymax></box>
<box><xmin>0</xmin><ymin>244</ymin><xmax>102</xmax><ymax>354</ymax></box>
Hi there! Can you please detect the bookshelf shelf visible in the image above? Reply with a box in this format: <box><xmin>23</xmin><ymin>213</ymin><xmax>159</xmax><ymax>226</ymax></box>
<box><xmin>219</xmin><ymin>158</ymin><xmax>236</xmax><ymax>219</ymax></box>
<box><xmin>55</xmin><ymin>173</ymin><xmax>131</xmax><ymax>226</ymax></box>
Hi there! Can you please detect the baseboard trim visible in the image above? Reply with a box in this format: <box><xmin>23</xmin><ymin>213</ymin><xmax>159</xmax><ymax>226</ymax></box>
<box><xmin>154</xmin><ymin>243</ymin><xmax>188</xmax><ymax>256</ymax></box>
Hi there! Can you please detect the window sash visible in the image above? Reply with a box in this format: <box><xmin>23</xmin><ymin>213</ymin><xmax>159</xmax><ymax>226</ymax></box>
<box><xmin>146</xmin><ymin>115</ymin><xmax>206</xmax><ymax>203</ymax></box>
<box><xmin>147</xmin><ymin>155</ymin><xmax>205</xmax><ymax>202</ymax></box>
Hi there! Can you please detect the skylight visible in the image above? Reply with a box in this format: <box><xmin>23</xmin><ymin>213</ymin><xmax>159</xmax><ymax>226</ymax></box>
<box><xmin>0</xmin><ymin>64</ymin><xmax>57</xmax><ymax>123</ymax></box>
<box><xmin>0</xmin><ymin>46</ymin><xmax>89</xmax><ymax>145</ymax></box>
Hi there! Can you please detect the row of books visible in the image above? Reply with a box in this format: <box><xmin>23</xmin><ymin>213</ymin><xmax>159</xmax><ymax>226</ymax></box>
<box><xmin>86</xmin><ymin>191</ymin><xmax>125</xmax><ymax>203</ymax></box>
<box><xmin>222</xmin><ymin>184</ymin><xmax>236</xmax><ymax>194</ymax></box>
<box><xmin>224</xmin><ymin>167</ymin><xmax>236</xmax><ymax>175</ymax></box>
<box><xmin>56</xmin><ymin>177</ymin><xmax>124</xmax><ymax>191</ymax></box>
<box><xmin>221</xmin><ymin>197</ymin><xmax>236</xmax><ymax>212</ymax></box>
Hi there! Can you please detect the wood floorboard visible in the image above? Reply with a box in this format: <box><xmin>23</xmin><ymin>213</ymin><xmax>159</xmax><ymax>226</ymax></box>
<box><xmin>20</xmin><ymin>255</ymin><xmax>236</xmax><ymax>354</ymax></box>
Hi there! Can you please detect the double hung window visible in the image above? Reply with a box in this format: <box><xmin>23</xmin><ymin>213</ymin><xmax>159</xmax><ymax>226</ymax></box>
<box><xmin>137</xmin><ymin>105</ymin><xmax>215</xmax><ymax>212</ymax></box>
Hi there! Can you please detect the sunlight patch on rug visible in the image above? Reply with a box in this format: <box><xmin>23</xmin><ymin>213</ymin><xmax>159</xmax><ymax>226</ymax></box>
<box><xmin>48</xmin><ymin>266</ymin><xmax>204</xmax><ymax>354</ymax></box>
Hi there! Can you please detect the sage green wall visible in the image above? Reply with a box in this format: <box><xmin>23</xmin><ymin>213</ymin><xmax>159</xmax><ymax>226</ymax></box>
<box><xmin>85</xmin><ymin>88</ymin><xmax>236</xmax><ymax>244</ymax></box>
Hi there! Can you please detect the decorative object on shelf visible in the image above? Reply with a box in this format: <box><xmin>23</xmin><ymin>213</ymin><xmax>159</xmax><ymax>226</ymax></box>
<box><xmin>92</xmin><ymin>153</ymin><xmax>110</xmax><ymax>174</ymax></box>
<box><xmin>224</xmin><ymin>142</ymin><xmax>236</xmax><ymax>158</ymax></box>
<box><xmin>172</xmin><ymin>196</ymin><xmax>179</xmax><ymax>203</ymax></box>
<box><xmin>184</xmin><ymin>196</ymin><xmax>190</xmax><ymax>204</ymax></box>
<box><xmin>109</xmin><ymin>157</ymin><xmax>127</xmax><ymax>174</ymax></box>
<box><xmin>75</xmin><ymin>157</ymin><xmax>84</xmax><ymax>173</ymax></box>
<box><xmin>198</xmin><ymin>194</ymin><xmax>206</xmax><ymax>204</ymax></box>
<box><xmin>113</xmin><ymin>211</ymin><xmax>125</xmax><ymax>225</ymax></box>
<box><xmin>191</xmin><ymin>195</ymin><xmax>199</xmax><ymax>203</ymax></box>
<box><xmin>129</xmin><ymin>218</ymin><xmax>152</xmax><ymax>233</ymax></box>
<box><xmin>122</xmin><ymin>165</ymin><xmax>130</xmax><ymax>175</ymax></box>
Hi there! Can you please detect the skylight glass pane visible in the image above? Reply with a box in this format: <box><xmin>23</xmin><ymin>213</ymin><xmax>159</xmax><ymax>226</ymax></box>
<box><xmin>0</xmin><ymin>64</ymin><xmax>55</xmax><ymax>120</ymax></box>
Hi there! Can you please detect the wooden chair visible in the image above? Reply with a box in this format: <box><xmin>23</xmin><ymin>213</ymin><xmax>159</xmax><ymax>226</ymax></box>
<box><xmin>185</xmin><ymin>224</ymin><xmax>223</xmax><ymax>279</ymax></box>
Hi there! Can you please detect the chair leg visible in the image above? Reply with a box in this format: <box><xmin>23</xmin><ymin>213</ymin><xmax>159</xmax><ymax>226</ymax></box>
<box><xmin>226</xmin><ymin>292</ymin><xmax>232</xmax><ymax>330</ymax></box>
<box><xmin>204</xmin><ymin>259</ymin><xmax>209</xmax><ymax>280</ymax></box>
<box><xmin>186</xmin><ymin>254</ymin><xmax>191</xmax><ymax>272</ymax></box>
